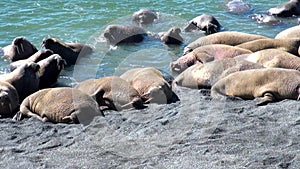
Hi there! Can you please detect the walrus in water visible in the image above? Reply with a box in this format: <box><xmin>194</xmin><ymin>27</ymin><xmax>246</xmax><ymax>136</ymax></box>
<box><xmin>268</xmin><ymin>0</ymin><xmax>300</xmax><ymax>17</ymax></box>
<box><xmin>236</xmin><ymin>38</ymin><xmax>300</xmax><ymax>56</ymax></box>
<box><xmin>41</xmin><ymin>37</ymin><xmax>93</xmax><ymax>66</ymax></box>
<box><xmin>173</xmin><ymin>58</ymin><xmax>264</xmax><ymax>89</ymax></box>
<box><xmin>0</xmin><ymin>62</ymin><xmax>40</xmax><ymax>102</ymax></box>
<box><xmin>211</xmin><ymin>68</ymin><xmax>300</xmax><ymax>105</ymax></box>
<box><xmin>159</xmin><ymin>27</ymin><xmax>184</xmax><ymax>45</ymax></box>
<box><xmin>10</xmin><ymin>49</ymin><xmax>54</xmax><ymax>71</ymax></box>
<box><xmin>1</xmin><ymin>37</ymin><xmax>38</xmax><ymax>61</ymax></box>
<box><xmin>171</xmin><ymin>44</ymin><xmax>252</xmax><ymax>73</ymax></box>
<box><xmin>132</xmin><ymin>9</ymin><xmax>158</xmax><ymax>26</ymax></box>
<box><xmin>120</xmin><ymin>67</ymin><xmax>175</xmax><ymax>104</ymax></box>
<box><xmin>183</xmin><ymin>14</ymin><xmax>222</xmax><ymax>35</ymax></box>
<box><xmin>13</xmin><ymin>87</ymin><xmax>103</xmax><ymax>124</ymax></box>
<box><xmin>0</xmin><ymin>81</ymin><xmax>19</xmax><ymax>118</ymax></box>
<box><xmin>238</xmin><ymin>49</ymin><xmax>300</xmax><ymax>70</ymax></box>
<box><xmin>183</xmin><ymin>31</ymin><xmax>268</xmax><ymax>55</ymax></box>
<box><xmin>103</xmin><ymin>25</ymin><xmax>147</xmax><ymax>46</ymax></box>
<box><xmin>37</xmin><ymin>54</ymin><xmax>66</xmax><ymax>89</ymax></box>
<box><xmin>75</xmin><ymin>76</ymin><xmax>144</xmax><ymax>111</ymax></box>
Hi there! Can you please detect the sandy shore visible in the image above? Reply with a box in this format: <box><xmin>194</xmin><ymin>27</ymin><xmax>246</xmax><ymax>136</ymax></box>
<box><xmin>1</xmin><ymin>86</ymin><xmax>299</xmax><ymax>169</ymax></box>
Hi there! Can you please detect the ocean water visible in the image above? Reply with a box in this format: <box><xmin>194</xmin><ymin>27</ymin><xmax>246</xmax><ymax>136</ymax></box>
<box><xmin>0</xmin><ymin>0</ymin><xmax>298</xmax><ymax>85</ymax></box>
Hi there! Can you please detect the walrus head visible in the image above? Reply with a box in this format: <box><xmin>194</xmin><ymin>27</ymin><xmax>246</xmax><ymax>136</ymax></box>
<box><xmin>10</xmin><ymin>37</ymin><xmax>38</xmax><ymax>61</ymax></box>
<box><xmin>132</xmin><ymin>9</ymin><xmax>158</xmax><ymax>25</ymax></box>
<box><xmin>160</xmin><ymin>27</ymin><xmax>183</xmax><ymax>44</ymax></box>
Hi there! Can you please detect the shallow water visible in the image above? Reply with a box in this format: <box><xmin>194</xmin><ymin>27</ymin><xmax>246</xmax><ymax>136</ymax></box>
<box><xmin>0</xmin><ymin>0</ymin><xmax>298</xmax><ymax>85</ymax></box>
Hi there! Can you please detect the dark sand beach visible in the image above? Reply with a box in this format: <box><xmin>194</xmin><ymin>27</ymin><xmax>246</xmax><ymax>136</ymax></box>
<box><xmin>1</xmin><ymin>86</ymin><xmax>299</xmax><ymax>168</ymax></box>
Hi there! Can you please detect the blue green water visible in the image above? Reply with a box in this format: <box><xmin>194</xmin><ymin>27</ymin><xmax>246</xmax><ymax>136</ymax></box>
<box><xmin>0</xmin><ymin>0</ymin><xmax>298</xmax><ymax>85</ymax></box>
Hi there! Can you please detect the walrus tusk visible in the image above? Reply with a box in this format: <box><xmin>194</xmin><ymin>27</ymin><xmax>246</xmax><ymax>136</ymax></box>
<box><xmin>144</xmin><ymin>97</ymin><xmax>153</xmax><ymax>104</ymax></box>
<box><xmin>16</xmin><ymin>46</ymin><xmax>20</xmax><ymax>55</ymax></box>
<box><xmin>20</xmin><ymin>43</ymin><xmax>24</xmax><ymax>52</ymax></box>
<box><xmin>9</xmin><ymin>103</ymin><xmax>12</xmax><ymax>113</ymax></box>
<box><xmin>120</xmin><ymin>101</ymin><xmax>134</xmax><ymax>108</ymax></box>
<box><xmin>297</xmin><ymin>94</ymin><xmax>300</xmax><ymax>101</ymax></box>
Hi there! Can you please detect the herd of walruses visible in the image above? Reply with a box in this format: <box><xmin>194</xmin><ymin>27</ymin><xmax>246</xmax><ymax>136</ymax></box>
<box><xmin>1</xmin><ymin>0</ymin><xmax>300</xmax><ymax>124</ymax></box>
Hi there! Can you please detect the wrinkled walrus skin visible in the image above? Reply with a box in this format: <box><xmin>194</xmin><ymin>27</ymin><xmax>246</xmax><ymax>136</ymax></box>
<box><xmin>75</xmin><ymin>76</ymin><xmax>144</xmax><ymax>111</ymax></box>
<box><xmin>211</xmin><ymin>68</ymin><xmax>300</xmax><ymax>105</ymax></box>
<box><xmin>13</xmin><ymin>87</ymin><xmax>103</xmax><ymax>125</ymax></box>
<box><xmin>120</xmin><ymin>67</ymin><xmax>174</xmax><ymax>104</ymax></box>
<box><xmin>173</xmin><ymin>58</ymin><xmax>264</xmax><ymax>89</ymax></box>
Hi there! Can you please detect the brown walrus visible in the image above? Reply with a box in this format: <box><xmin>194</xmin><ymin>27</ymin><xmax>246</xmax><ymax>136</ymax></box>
<box><xmin>173</xmin><ymin>58</ymin><xmax>264</xmax><ymax>89</ymax></box>
<box><xmin>132</xmin><ymin>8</ymin><xmax>158</xmax><ymax>26</ymax></box>
<box><xmin>75</xmin><ymin>76</ymin><xmax>144</xmax><ymax>111</ymax></box>
<box><xmin>211</xmin><ymin>68</ymin><xmax>300</xmax><ymax>105</ymax></box>
<box><xmin>238</xmin><ymin>48</ymin><xmax>300</xmax><ymax>70</ymax></box>
<box><xmin>268</xmin><ymin>0</ymin><xmax>300</xmax><ymax>17</ymax></box>
<box><xmin>183</xmin><ymin>31</ymin><xmax>268</xmax><ymax>54</ymax></box>
<box><xmin>236</xmin><ymin>38</ymin><xmax>300</xmax><ymax>56</ymax></box>
<box><xmin>275</xmin><ymin>25</ymin><xmax>300</xmax><ymax>39</ymax></box>
<box><xmin>0</xmin><ymin>81</ymin><xmax>19</xmax><ymax>118</ymax></box>
<box><xmin>159</xmin><ymin>27</ymin><xmax>184</xmax><ymax>45</ymax></box>
<box><xmin>103</xmin><ymin>25</ymin><xmax>147</xmax><ymax>46</ymax></box>
<box><xmin>171</xmin><ymin>44</ymin><xmax>253</xmax><ymax>73</ymax></box>
<box><xmin>37</xmin><ymin>54</ymin><xmax>66</xmax><ymax>89</ymax></box>
<box><xmin>41</xmin><ymin>37</ymin><xmax>93</xmax><ymax>66</ymax></box>
<box><xmin>120</xmin><ymin>67</ymin><xmax>174</xmax><ymax>104</ymax></box>
<box><xmin>1</xmin><ymin>37</ymin><xmax>38</xmax><ymax>61</ymax></box>
<box><xmin>9</xmin><ymin>49</ymin><xmax>54</xmax><ymax>71</ymax></box>
<box><xmin>183</xmin><ymin>14</ymin><xmax>222</xmax><ymax>34</ymax></box>
<box><xmin>13</xmin><ymin>87</ymin><xmax>103</xmax><ymax>124</ymax></box>
<box><xmin>0</xmin><ymin>62</ymin><xmax>40</xmax><ymax>102</ymax></box>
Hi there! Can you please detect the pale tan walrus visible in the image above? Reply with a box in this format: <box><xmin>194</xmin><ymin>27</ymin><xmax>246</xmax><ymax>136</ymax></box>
<box><xmin>238</xmin><ymin>48</ymin><xmax>300</xmax><ymax>70</ymax></box>
<box><xmin>211</xmin><ymin>68</ymin><xmax>300</xmax><ymax>105</ymax></box>
<box><xmin>75</xmin><ymin>76</ymin><xmax>144</xmax><ymax>111</ymax></box>
<box><xmin>183</xmin><ymin>31</ymin><xmax>268</xmax><ymax>54</ymax></box>
<box><xmin>236</xmin><ymin>38</ymin><xmax>300</xmax><ymax>56</ymax></box>
<box><xmin>13</xmin><ymin>87</ymin><xmax>103</xmax><ymax>124</ymax></box>
<box><xmin>120</xmin><ymin>67</ymin><xmax>174</xmax><ymax>104</ymax></box>
<box><xmin>0</xmin><ymin>81</ymin><xmax>19</xmax><ymax>118</ymax></box>
<box><xmin>171</xmin><ymin>44</ymin><xmax>253</xmax><ymax>73</ymax></box>
<box><xmin>173</xmin><ymin>58</ymin><xmax>264</xmax><ymax>89</ymax></box>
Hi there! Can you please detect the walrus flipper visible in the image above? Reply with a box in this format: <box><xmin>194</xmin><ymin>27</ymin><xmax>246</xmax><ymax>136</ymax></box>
<box><xmin>256</xmin><ymin>92</ymin><xmax>275</xmax><ymax>106</ymax></box>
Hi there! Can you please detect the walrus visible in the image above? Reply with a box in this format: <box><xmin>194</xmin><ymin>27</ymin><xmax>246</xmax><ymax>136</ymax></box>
<box><xmin>9</xmin><ymin>49</ymin><xmax>54</xmax><ymax>71</ymax></box>
<box><xmin>236</xmin><ymin>38</ymin><xmax>300</xmax><ymax>56</ymax></box>
<box><xmin>225</xmin><ymin>0</ymin><xmax>251</xmax><ymax>14</ymax></box>
<box><xmin>0</xmin><ymin>81</ymin><xmax>19</xmax><ymax>118</ymax></box>
<box><xmin>75</xmin><ymin>76</ymin><xmax>144</xmax><ymax>111</ymax></box>
<box><xmin>0</xmin><ymin>62</ymin><xmax>40</xmax><ymax>102</ymax></box>
<box><xmin>173</xmin><ymin>58</ymin><xmax>264</xmax><ymax>89</ymax></box>
<box><xmin>268</xmin><ymin>0</ymin><xmax>300</xmax><ymax>17</ymax></box>
<box><xmin>103</xmin><ymin>25</ymin><xmax>147</xmax><ymax>46</ymax></box>
<box><xmin>275</xmin><ymin>25</ymin><xmax>300</xmax><ymax>39</ymax></box>
<box><xmin>132</xmin><ymin>9</ymin><xmax>158</xmax><ymax>26</ymax></box>
<box><xmin>159</xmin><ymin>27</ymin><xmax>184</xmax><ymax>44</ymax></box>
<box><xmin>211</xmin><ymin>68</ymin><xmax>300</xmax><ymax>105</ymax></box>
<box><xmin>238</xmin><ymin>48</ymin><xmax>300</xmax><ymax>70</ymax></box>
<box><xmin>183</xmin><ymin>31</ymin><xmax>268</xmax><ymax>54</ymax></box>
<box><xmin>41</xmin><ymin>37</ymin><xmax>93</xmax><ymax>66</ymax></box>
<box><xmin>171</xmin><ymin>44</ymin><xmax>253</xmax><ymax>73</ymax></box>
<box><xmin>183</xmin><ymin>14</ymin><xmax>222</xmax><ymax>35</ymax></box>
<box><xmin>13</xmin><ymin>87</ymin><xmax>103</xmax><ymax>124</ymax></box>
<box><xmin>1</xmin><ymin>37</ymin><xmax>38</xmax><ymax>61</ymax></box>
<box><xmin>120</xmin><ymin>67</ymin><xmax>174</xmax><ymax>104</ymax></box>
<box><xmin>250</xmin><ymin>13</ymin><xmax>282</xmax><ymax>25</ymax></box>
<box><xmin>37</xmin><ymin>54</ymin><xmax>66</xmax><ymax>89</ymax></box>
